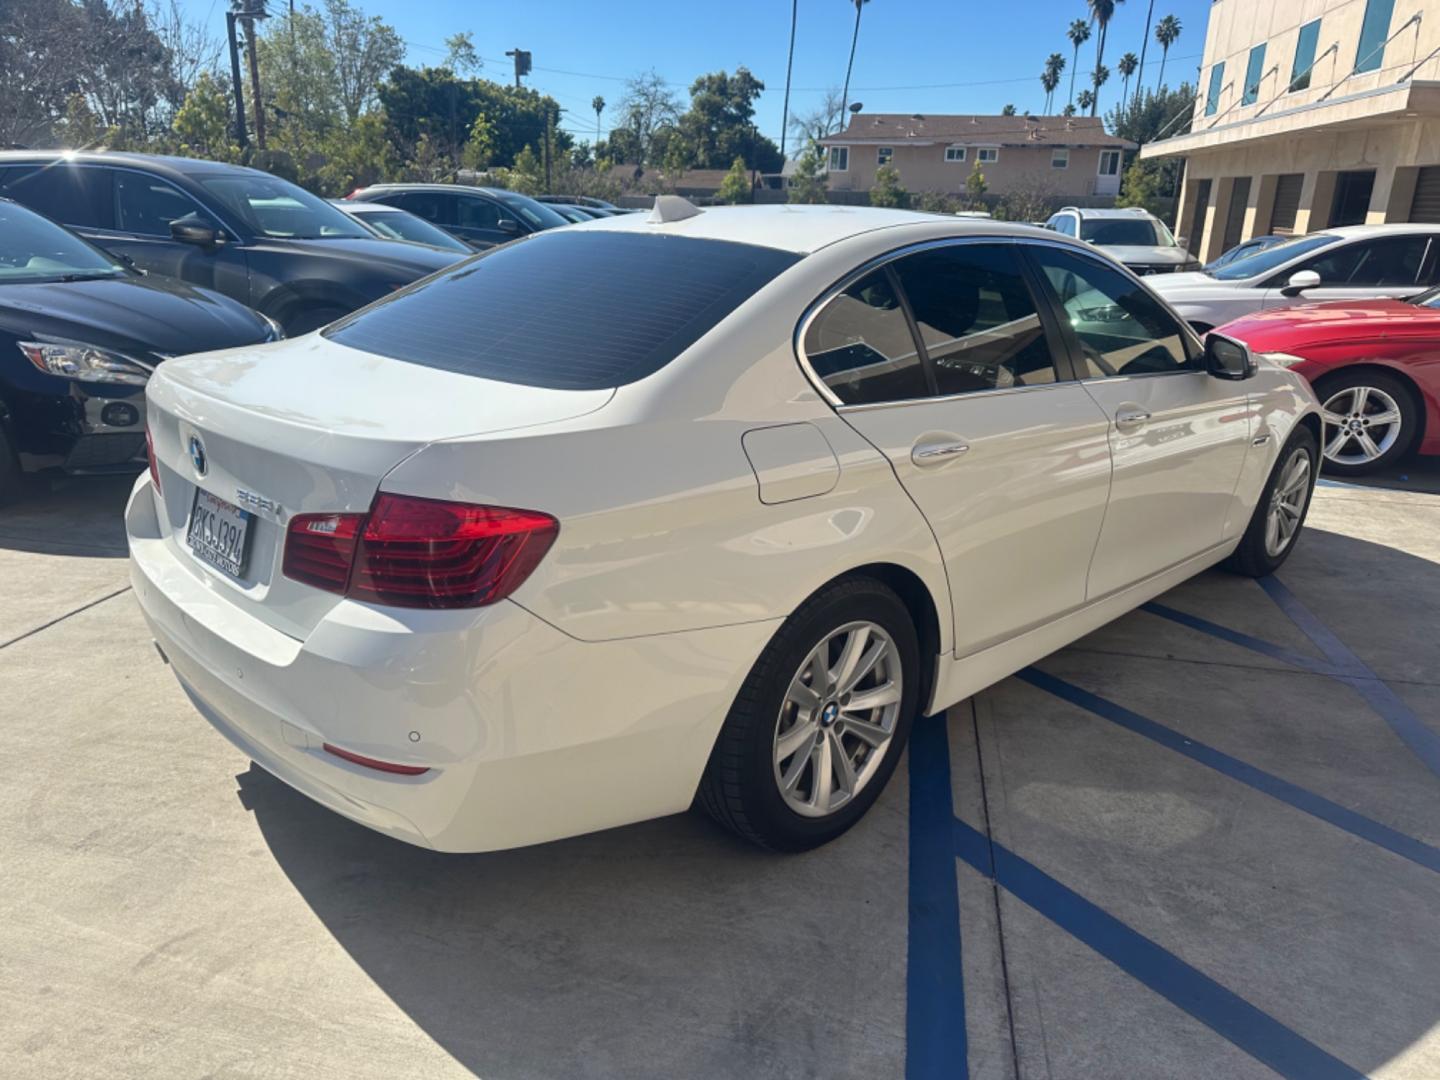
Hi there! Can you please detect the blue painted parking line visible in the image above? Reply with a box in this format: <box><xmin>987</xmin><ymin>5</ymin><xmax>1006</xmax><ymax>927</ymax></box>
<box><xmin>907</xmin><ymin>715</ymin><xmax>969</xmax><ymax>1080</ymax></box>
<box><xmin>951</xmin><ymin>812</ymin><xmax>1366</xmax><ymax>1080</ymax></box>
<box><xmin>1017</xmin><ymin>668</ymin><xmax>1440</xmax><ymax>874</ymax></box>
<box><xmin>1142</xmin><ymin>601</ymin><xmax>1344</xmax><ymax>677</ymax></box>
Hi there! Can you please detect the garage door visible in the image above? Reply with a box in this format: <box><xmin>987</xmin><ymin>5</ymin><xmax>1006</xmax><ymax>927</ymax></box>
<box><xmin>1410</xmin><ymin>167</ymin><xmax>1440</xmax><ymax>222</ymax></box>
<box><xmin>1271</xmin><ymin>173</ymin><xmax>1303</xmax><ymax>234</ymax></box>
<box><xmin>1222</xmin><ymin>177</ymin><xmax>1252</xmax><ymax>251</ymax></box>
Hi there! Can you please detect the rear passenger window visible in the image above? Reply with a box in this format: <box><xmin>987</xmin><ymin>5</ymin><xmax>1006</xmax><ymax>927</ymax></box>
<box><xmin>804</xmin><ymin>269</ymin><xmax>929</xmax><ymax>405</ymax></box>
<box><xmin>890</xmin><ymin>244</ymin><xmax>1057</xmax><ymax>395</ymax></box>
<box><xmin>394</xmin><ymin>191</ymin><xmax>454</xmax><ymax>225</ymax></box>
<box><xmin>0</xmin><ymin>165</ymin><xmax>110</xmax><ymax>228</ymax></box>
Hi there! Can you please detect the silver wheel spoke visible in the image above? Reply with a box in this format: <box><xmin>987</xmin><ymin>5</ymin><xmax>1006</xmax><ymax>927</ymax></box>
<box><xmin>1321</xmin><ymin>409</ymin><xmax>1348</xmax><ymax>428</ymax></box>
<box><xmin>780</xmin><ymin>735</ymin><xmax>816</xmax><ymax>794</ymax></box>
<box><xmin>786</xmin><ymin>675</ymin><xmax>820</xmax><ymax>712</ymax></box>
<box><xmin>839</xmin><ymin>638</ymin><xmax>887</xmax><ymax>695</ymax></box>
<box><xmin>843</xmin><ymin>716</ymin><xmax>891</xmax><ymax>747</ymax></box>
<box><xmin>1353</xmin><ymin>386</ymin><xmax>1370</xmax><ymax>412</ymax></box>
<box><xmin>810</xmin><ymin>733</ymin><xmax>833</xmax><ymax>808</ymax></box>
<box><xmin>829</xmin><ymin>731</ymin><xmax>857</xmax><ymax>796</ymax></box>
<box><xmin>1325</xmin><ymin>431</ymin><xmax>1350</xmax><ymax>457</ymax></box>
<box><xmin>1369</xmin><ymin>409</ymin><xmax>1401</xmax><ymax>427</ymax></box>
<box><xmin>1357</xmin><ymin>431</ymin><xmax>1383</xmax><ymax>460</ymax></box>
<box><xmin>831</xmin><ymin>625</ymin><xmax>872</xmax><ymax>692</ymax></box>
<box><xmin>776</xmin><ymin>718</ymin><xmax>818</xmax><ymax>761</ymax></box>
<box><xmin>1265</xmin><ymin>512</ymin><xmax>1281</xmax><ymax>553</ymax></box>
<box><xmin>845</xmin><ymin>682</ymin><xmax>902</xmax><ymax>712</ymax></box>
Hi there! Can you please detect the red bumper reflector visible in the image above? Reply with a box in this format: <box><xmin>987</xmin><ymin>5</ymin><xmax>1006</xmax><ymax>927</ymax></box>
<box><xmin>322</xmin><ymin>743</ymin><xmax>430</xmax><ymax>776</ymax></box>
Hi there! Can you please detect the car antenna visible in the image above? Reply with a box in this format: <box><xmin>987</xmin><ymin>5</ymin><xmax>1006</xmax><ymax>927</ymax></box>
<box><xmin>648</xmin><ymin>195</ymin><xmax>704</xmax><ymax>224</ymax></box>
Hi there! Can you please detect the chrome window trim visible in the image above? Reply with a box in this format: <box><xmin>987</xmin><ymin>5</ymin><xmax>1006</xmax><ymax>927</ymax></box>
<box><xmin>793</xmin><ymin>233</ymin><xmax>1205</xmax><ymax>410</ymax></box>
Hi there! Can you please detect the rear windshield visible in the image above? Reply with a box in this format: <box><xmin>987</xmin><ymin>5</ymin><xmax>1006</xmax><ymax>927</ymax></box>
<box><xmin>1079</xmin><ymin>218</ymin><xmax>1169</xmax><ymax>247</ymax></box>
<box><xmin>324</xmin><ymin>231</ymin><xmax>800</xmax><ymax>389</ymax></box>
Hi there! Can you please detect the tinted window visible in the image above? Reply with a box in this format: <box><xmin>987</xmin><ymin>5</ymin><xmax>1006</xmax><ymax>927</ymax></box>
<box><xmin>495</xmin><ymin>192</ymin><xmax>569</xmax><ymax>230</ymax></box>
<box><xmin>1205</xmin><ymin>63</ymin><xmax>1226</xmax><ymax>116</ymax></box>
<box><xmin>199</xmin><ymin>174</ymin><xmax>368</xmax><ymax>239</ymax></box>
<box><xmin>115</xmin><ymin>172</ymin><xmax>211</xmax><ymax>236</ymax></box>
<box><xmin>1242</xmin><ymin>43</ymin><xmax>1267</xmax><ymax>105</ymax></box>
<box><xmin>456</xmin><ymin>196</ymin><xmax>506</xmax><ymax>230</ymax></box>
<box><xmin>1355</xmin><ymin>0</ymin><xmax>1396</xmax><ymax>73</ymax></box>
<box><xmin>1049</xmin><ymin>214</ymin><xmax>1077</xmax><ymax>237</ymax></box>
<box><xmin>1290</xmin><ymin>18</ymin><xmax>1321</xmax><ymax>91</ymax></box>
<box><xmin>0</xmin><ymin>199</ymin><xmax>125</xmax><ymax>283</ymax></box>
<box><xmin>0</xmin><ymin>164</ymin><xmax>109</xmax><ymax>228</ymax></box>
<box><xmin>350</xmin><ymin>207</ymin><xmax>470</xmax><ymax>252</ymax></box>
<box><xmin>891</xmin><ymin>245</ymin><xmax>1057</xmax><ymax>395</ymax></box>
<box><xmin>1298</xmin><ymin>236</ymin><xmax>1428</xmax><ymax>286</ymax></box>
<box><xmin>1079</xmin><ymin>218</ymin><xmax>1165</xmax><ymax>246</ymax></box>
<box><xmin>1211</xmin><ymin>233</ymin><xmax>1339</xmax><ymax>280</ymax></box>
<box><xmin>804</xmin><ymin>269</ymin><xmax>928</xmax><ymax>405</ymax></box>
<box><xmin>391</xmin><ymin>191</ymin><xmax>454</xmax><ymax>226</ymax></box>
<box><xmin>326</xmin><ymin>231</ymin><xmax>799</xmax><ymax>390</ymax></box>
<box><xmin>1031</xmin><ymin>246</ymin><xmax>1194</xmax><ymax>377</ymax></box>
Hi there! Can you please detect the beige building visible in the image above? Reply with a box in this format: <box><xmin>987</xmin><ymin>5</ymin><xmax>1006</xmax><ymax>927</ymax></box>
<box><xmin>817</xmin><ymin>114</ymin><xmax>1133</xmax><ymax>198</ymax></box>
<box><xmin>1145</xmin><ymin>0</ymin><xmax>1440</xmax><ymax>260</ymax></box>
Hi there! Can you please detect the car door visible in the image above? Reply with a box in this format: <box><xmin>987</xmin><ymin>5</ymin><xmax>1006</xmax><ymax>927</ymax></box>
<box><xmin>1025</xmin><ymin>243</ymin><xmax>1253</xmax><ymax>599</ymax></box>
<box><xmin>90</xmin><ymin>169</ymin><xmax>247</xmax><ymax>298</ymax></box>
<box><xmin>806</xmin><ymin>240</ymin><xmax>1114</xmax><ymax>657</ymax></box>
<box><xmin>1261</xmin><ymin>233</ymin><xmax>1435</xmax><ymax>310</ymax></box>
<box><xmin>454</xmin><ymin>194</ymin><xmax>521</xmax><ymax>248</ymax></box>
<box><xmin>388</xmin><ymin>190</ymin><xmax>461</xmax><ymax>239</ymax></box>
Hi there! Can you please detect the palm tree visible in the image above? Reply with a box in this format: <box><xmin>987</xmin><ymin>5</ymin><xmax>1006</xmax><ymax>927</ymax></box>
<box><xmin>592</xmin><ymin>96</ymin><xmax>605</xmax><ymax>144</ymax></box>
<box><xmin>1136</xmin><ymin>0</ymin><xmax>1157</xmax><ymax>99</ymax></box>
<box><xmin>1118</xmin><ymin>52</ymin><xmax>1138</xmax><ymax>111</ymax></box>
<box><xmin>1077</xmin><ymin>88</ymin><xmax>1096</xmax><ymax>113</ymax></box>
<box><xmin>1066</xmin><ymin>19</ymin><xmax>1091</xmax><ymax>108</ymax></box>
<box><xmin>1091</xmin><ymin>64</ymin><xmax>1110</xmax><ymax>111</ymax></box>
<box><xmin>1155</xmin><ymin>14</ymin><xmax>1182</xmax><ymax>90</ymax></box>
<box><xmin>1044</xmin><ymin>52</ymin><xmax>1066</xmax><ymax>113</ymax></box>
<box><xmin>840</xmin><ymin>0</ymin><xmax>871</xmax><ymax>119</ymax></box>
<box><xmin>781</xmin><ymin>0</ymin><xmax>798</xmax><ymax>158</ymax></box>
<box><xmin>1063</xmin><ymin>102</ymin><xmax>1077</xmax><ymax>117</ymax></box>
<box><xmin>1087</xmin><ymin>0</ymin><xmax>1125</xmax><ymax>116</ymax></box>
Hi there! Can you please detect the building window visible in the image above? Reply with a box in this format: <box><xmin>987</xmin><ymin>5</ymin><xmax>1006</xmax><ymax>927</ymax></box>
<box><xmin>977</xmin><ymin>148</ymin><xmax>999</xmax><ymax>163</ymax></box>
<box><xmin>828</xmin><ymin>146</ymin><xmax>849</xmax><ymax>172</ymax></box>
<box><xmin>1242</xmin><ymin>43</ymin><xmax>1266</xmax><ymax>105</ymax></box>
<box><xmin>1355</xmin><ymin>0</ymin><xmax>1396</xmax><ymax>73</ymax></box>
<box><xmin>1290</xmin><ymin>19</ymin><xmax>1321</xmax><ymax>91</ymax></box>
<box><xmin>1098</xmin><ymin>150</ymin><xmax>1121</xmax><ymax>177</ymax></box>
<box><xmin>1205</xmin><ymin>63</ymin><xmax>1226</xmax><ymax>116</ymax></box>
<box><xmin>877</xmin><ymin>146</ymin><xmax>893</xmax><ymax>165</ymax></box>
<box><xmin>945</xmin><ymin>145</ymin><xmax>967</xmax><ymax>163</ymax></box>
<box><xmin>1051</xmin><ymin>148</ymin><xmax>1069</xmax><ymax>169</ymax></box>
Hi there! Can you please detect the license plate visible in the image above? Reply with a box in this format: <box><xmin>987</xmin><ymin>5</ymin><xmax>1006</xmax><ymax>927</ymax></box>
<box><xmin>187</xmin><ymin>489</ymin><xmax>252</xmax><ymax>578</ymax></box>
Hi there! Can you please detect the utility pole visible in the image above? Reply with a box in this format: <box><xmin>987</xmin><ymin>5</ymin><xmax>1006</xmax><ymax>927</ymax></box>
<box><xmin>543</xmin><ymin>106</ymin><xmax>557</xmax><ymax>194</ymax></box>
<box><xmin>233</xmin><ymin>1</ymin><xmax>269</xmax><ymax>150</ymax></box>
<box><xmin>225</xmin><ymin>11</ymin><xmax>249</xmax><ymax>149</ymax></box>
<box><xmin>505</xmin><ymin>49</ymin><xmax>531</xmax><ymax>89</ymax></box>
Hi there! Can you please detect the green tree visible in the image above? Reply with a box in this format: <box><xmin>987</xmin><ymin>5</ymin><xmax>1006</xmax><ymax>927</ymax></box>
<box><xmin>870</xmin><ymin>162</ymin><xmax>909</xmax><ymax>208</ymax></box>
<box><xmin>675</xmin><ymin>67</ymin><xmax>782</xmax><ymax>172</ymax></box>
<box><xmin>1077</xmin><ymin>88</ymin><xmax>1097</xmax><ymax>113</ymax></box>
<box><xmin>1001</xmin><ymin>103</ymin><xmax>1017</xmax><ymax>116</ymax></box>
<box><xmin>1114</xmin><ymin>158</ymin><xmax>1164</xmax><ymax>214</ymax></box>
<box><xmin>1042</xmin><ymin>53</ymin><xmax>1066</xmax><ymax>114</ymax></box>
<box><xmin>461</xmin><ymin>111</ymin><xmax>497</xmax><ymax>172</ymax></box>
<box><xmin>964</xmin><ymin>160</ymin><xmax>988</xmax><ymax>208</ymax></box>
<box><xmin>591</xmin><ymin>95</ymin><xmax>606</xmax><ymax>142</ymax></box>
<box><xmin>319</xmin><ymin>109</ymin><xmax>397</xmax><ymax>192</ymax></box>
<box><xmin>401</xmin><ymin>132</ymin><xmax>454</xmax><ymax>183</ymax></box>
<box><xmin>1154</xmin><ymin>15</ymin><xmax>1182</xmax><ymax>89</ymax></box>
<box><xmin>1117</xmin><ymin>52</ymin><xmax>1139</xmax><ymax>112</ymax></box>
<box><xmin>58</xmin><ymin>94</ymin><xmax>104</xmax><ymax>149</ymax></box>
<box><xmin>1086</xmin><ymin>0</ymin><xmax>1124</xmax><ymax>116</ymax></box>
<box><xmin>508</xmin><ymin>144</ymin><xmax>545</xmax><ymax>195</ymax></box>
<box><xmin>787</xmin><ymin>140</ymin><xmax>829</xmax><ymax>204</ymax></box>
<box><xmin>443</xmin><ymin>31</ymin><xmax>481</xmax><ymax>75</ymax></box>
<box><xmin>172</xmin><ymin>72</ymin><xmax>240</xmax><ymax>162</ymax></box>
<box><xmin>716</xmin><ymin>156</ymin><xmax>752</xmax><ymax>204</ymax></box>
<box><xmin>616</xmin><ymin>69</ymin><xmax>682</xmax><ymax>164</ymax></box>
<box><xmin>1105</xmin><ymin>81</ymin><xmax>1194</xmax><ymax>199</ymax></box>
<box><xmin>1066</xmin><ymin>18</ymin><xmax>1091</xmax><ymax>108</ymax></box>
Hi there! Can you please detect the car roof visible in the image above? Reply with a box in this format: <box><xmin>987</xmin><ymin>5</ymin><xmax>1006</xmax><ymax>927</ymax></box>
<box><xmin>1317</xmin><ymin>223</ymin><xmax>1440</xmax><ymax>238</ymax></box>
<box><xmin>0</xmin><ymin>149</ymin><xmax>265</xmax><ymax>180</ymax></box>
<box><xmin>566</xmin><ymin>203</ymin><xmax>1051</xmax><ymax>255</ymax></box>
<box><xmin>358</xmin><ymin>183</ymin><xmax>513</xmax><ymax>198</ymax></box>
<box><xmin>1060</xmin><ymin>206</ymin><xmax>1155</xmax><ymax>219</ymax></box>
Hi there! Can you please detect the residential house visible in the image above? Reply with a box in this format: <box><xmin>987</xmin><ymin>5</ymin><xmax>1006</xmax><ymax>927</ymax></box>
<box><xmin>816</xmin><ymin>113</ymin><xmax>1134</xmax><ymax>199</ymax></box>
<box><xmin>1143</xmin><ymin>0</ymin><xmax>1440</xmax><ymax>262</ymax></box>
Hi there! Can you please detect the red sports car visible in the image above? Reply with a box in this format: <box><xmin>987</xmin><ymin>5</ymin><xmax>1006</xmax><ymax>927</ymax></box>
<box><xmin>1219</xmin><ymin>292</ymin><xmax>1440</xmax><ymax>475</ymax></box>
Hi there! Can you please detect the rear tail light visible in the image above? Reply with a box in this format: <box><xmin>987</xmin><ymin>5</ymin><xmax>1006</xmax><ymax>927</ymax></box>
<box><xmin>145</xmin><ymin>422</ymin><xmax>162</xmax><ymax>494</ymax></box>
<box><xmin>322</xmin><ymin>743</ymin><xmax>429</xmax><ymax>776</ymax></box>
<box><xmin>283</xmin><ymin>493</ymin><xmax>558</xmax><ymax>609</ymax></box>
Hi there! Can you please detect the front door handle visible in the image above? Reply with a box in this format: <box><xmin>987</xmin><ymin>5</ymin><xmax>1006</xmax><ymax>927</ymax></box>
<box><xmin>912</xmin><ymin>439</ymin><xmax>970</xmax><ymax>466</ymax></box>
<box><xmin>1114</xmin><ymin>407</ymin><xmax>1151</xmax><ymax>432</ymax></box>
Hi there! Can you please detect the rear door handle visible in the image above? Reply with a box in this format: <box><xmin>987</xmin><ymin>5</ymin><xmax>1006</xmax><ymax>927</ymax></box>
<box><xmin>1114</xmin><ymin>408</ymin><xmax>1151</xmax><ymax>432</ymax></box>
<box><xmin>911</xmin><ymin>439</ymin><xmax>970</xmax><ymax>466</ymax></box>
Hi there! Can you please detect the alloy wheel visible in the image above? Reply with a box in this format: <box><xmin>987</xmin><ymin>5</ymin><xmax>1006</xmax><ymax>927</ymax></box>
<box><xmin>773</xmin><ymin>620</ymin><xmax>902</xmax><ymax>818</ymax></box>
<box><xmin>1320</xmin><ymin>385</ymin><xmax>1403</xmax><ymax>468</ymax></box>
<box><xmin>1265</xmin><ymin>447</ymin><xmax>1312</xmax><ymax>557</ymax></box>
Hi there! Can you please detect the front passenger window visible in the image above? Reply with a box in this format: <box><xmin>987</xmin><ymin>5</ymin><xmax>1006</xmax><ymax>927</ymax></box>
<box><xmin>115</xmin><ymin>172</ymin><xmax>211</xmax><ymax>237</ymax></box>
<box><xmin>804</xmin><ymin>269</ymin><xmax>929</xmax><ymax>405</ymax></box>
<box><xmin>891</xmin><ymin>244</ymin><xmax>1057</xmax><ymax>395</ymax></box>
<box><xmin>1030</xmin><ymin>246</ymin><xmax>1194</xmax><ymax>377</ymax></box>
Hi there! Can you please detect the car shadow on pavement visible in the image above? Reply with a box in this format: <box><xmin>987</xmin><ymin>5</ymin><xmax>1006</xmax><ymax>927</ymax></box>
<box><xmin>0</xmin><ymin>473</ymin><xmax>134</xmax><ymax>557</ymax></box>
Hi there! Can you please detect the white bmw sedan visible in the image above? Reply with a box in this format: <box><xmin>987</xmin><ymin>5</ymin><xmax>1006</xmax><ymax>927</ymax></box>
<box><xmin>127</xmin><ymin>202</ymin><xmax>1322</xmax><ymax>853</ymax></box>
<box><xmin>1147</xmin><ymin>224</ymin><xmax>1440</xmax><ymax>332</ymax></box>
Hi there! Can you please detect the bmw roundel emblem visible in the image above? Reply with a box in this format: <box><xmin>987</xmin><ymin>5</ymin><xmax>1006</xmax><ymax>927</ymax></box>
<box><xmin>188</xmin><ymin>434</ymin><xmax>208</xmax><ymax>478</ymax></box>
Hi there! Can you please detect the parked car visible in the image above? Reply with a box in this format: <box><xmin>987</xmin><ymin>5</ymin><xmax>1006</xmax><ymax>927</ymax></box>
<box><xmin>0</xmin><ymin>198</ymin><xmax>278</xmax><ymax>500</ymax></box>
<box><xmin>1217</xmin><ymin>290</ymin><xmax>1440</xmax><ymax>474</ymax></box>
<box><xmin>129</xmin><ymin>204</ymin><xmax>1320</xmax><ymax>854</ymax></box>
<box><xmin>547</xmin><ymin>204</ymin><xmax>595</xmax><ymax>224</ymax></box>
<box><xmin>1204</xmin><ymin>233</ymin><xmax>1289</xmax><ymax>272</ymax></box>
<box><xmin>348</xmin><ymin>184</ymin><xmax>570</xmax><ymax>249</ymax></box>
<box><xmin>537</xmin><ymin>194</ymin><xmax>621</xmax><ymax>211</ymax></box>
<box><xmin>1148</xmin><ymin>225</ymin><xmax>1440</xmax><ymax>333</ymax></box>
<box><xmin>0</xmin><ymin>152</ymin><xmax>463</xmax><ymax>335</ymax></box>
<box><xmin>329</xmin><ymin>200</ymin><xmax>475</xmax><ymax>254</ymax></box>
<box><xmin>1045</xmin><ymin>206</ymin><xmax>1201</xmax><ymax>276</ymax></box>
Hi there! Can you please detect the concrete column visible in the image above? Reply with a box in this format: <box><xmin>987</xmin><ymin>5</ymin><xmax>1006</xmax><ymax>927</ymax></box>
<box><xmin>1297</xmin><ymin>171</ymin><xmax>1335</xmax><ymax>233</ymax></box>
<box><xmin>1385</xmin><ymin>166</ymin><xmax>1419</xmax><ymax>221</ymax></box>
<box><xmin>1367</xmin><ymin>164</ymin><xmax>1400</xmax><ymax>225</ymax></box>
<box><xmin>1250</xmin><ymin>173</ymin><xmax>1279</xmax><ymax>237</ymax></box>
<box><xmin>1174</xmin><ymin>172</ymin><xmax>1201</xmax><ymax>248</ymax></box>
<box><xmin>1200</xmin><ymin>178</ymin><xmax>1236</xmax><ymax>264</ymax></box>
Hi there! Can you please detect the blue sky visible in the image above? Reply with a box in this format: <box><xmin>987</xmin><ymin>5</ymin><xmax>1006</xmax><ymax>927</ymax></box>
<box><xmin>185</xmin><ymin>0</ymin><xmax>1214</xmax><ymax>151</ymax></box>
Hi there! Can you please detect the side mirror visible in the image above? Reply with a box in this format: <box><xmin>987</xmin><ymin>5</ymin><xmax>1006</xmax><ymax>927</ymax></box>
<box><xmin>1280</xmin><ymin>269</ymin><xmax>1321</xmax><ymax>297</ymax></box>
<box><xmin>1175</xmin><ymin>235</ymin><xmax>1188</xmax><ymax>248</ymax></box>
<box><xmin>1205</xmin><ymin>331</ymin><xmax>1256</xmax><ymax>381</ymax></box>
<box><xmin>170</xmin><ymin>215</ymin><xmax>219</xmax><ymax>247</ymax></box>
<box><xmin>497</xmin><ymin>218</ymin><xmax>520</xmax><ymax>235</ymax></box>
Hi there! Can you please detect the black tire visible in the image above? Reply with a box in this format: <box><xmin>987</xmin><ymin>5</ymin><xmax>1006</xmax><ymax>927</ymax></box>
<box><xmin>698</xmin><ymin>576</ymin><xmax>921</xmax><ymax>852</ymax></box>
<box><xmin>1224</xmin><ymin>425</ymin><xmax>1318</xmax><ymax>578</ymax></box>
<box><xmin>284</xmin><ymin>305</ymin><xmax>349</xmax><ymax>336</ymax></box>
<box><xmin>0</xmin><ymin>423</ymin><xmax>22</xmax><ymax>507</ymax></box>
<box><xmin>1312</xmin><ymin>369</ymin><xmax>1420</xmax><ymax>476</ymax></box>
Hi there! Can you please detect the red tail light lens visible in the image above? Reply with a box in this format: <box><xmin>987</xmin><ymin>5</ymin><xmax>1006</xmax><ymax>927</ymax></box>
<box><xmin>322</xmin><ymin>743</ymin><xmax>429</xmax><ymax>775</ymax></box>
<box><xmin>145</xmin><ymin>423</ymin><xmax>162</xmax><ymax>494</ymax></box>
<box><xmin>283</xmin><ymin>493</ymin><xmax>558</xmax><ymax>609</ymax></box>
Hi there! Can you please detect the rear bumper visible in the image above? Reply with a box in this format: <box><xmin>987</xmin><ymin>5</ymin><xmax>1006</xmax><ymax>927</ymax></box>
<box><xmin>126</xmin><ymin>474</ymin><xmax>777</xmax><ymax>852</ymax></box>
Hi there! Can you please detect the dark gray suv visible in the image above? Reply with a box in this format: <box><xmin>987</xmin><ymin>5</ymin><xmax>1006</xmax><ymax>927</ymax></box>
<box><xmin>348</xmin><ymin>184</ymin><xmax>570</xmax><ymax>250</ymax></box>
